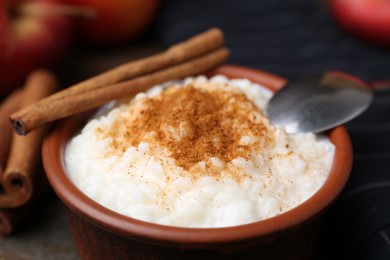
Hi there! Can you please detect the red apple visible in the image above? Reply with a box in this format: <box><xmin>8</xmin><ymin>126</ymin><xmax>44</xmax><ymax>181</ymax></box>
<box><xmin>329</xmin><ymin>0</ymin><xmax>390</xmax><ymax>47</ymax></box>
<box><xmin>0</xmin><ymin>0</ymin><xmax>73</xmax><ymax>96</ymax></box>
<box><xmin>69</xmin><ymin>0</ymin><xmax>160</xmax><ymax>45</ymax></box>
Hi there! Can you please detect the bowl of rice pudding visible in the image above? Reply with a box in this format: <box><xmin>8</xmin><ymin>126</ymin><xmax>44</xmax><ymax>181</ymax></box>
<box><xmin>42</xmin><ymin>64</ymin><xmax>352</xmax><ymax>259</ymax></box>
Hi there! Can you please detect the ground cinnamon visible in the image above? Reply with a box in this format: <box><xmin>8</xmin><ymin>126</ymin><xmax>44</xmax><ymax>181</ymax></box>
<box><xmin>10</xmin><ymin>47</ymin><xmax>229</xmax><ymax>135</ymax></box>
<box><xmin>0</xmin><ymin>70</ymin><xmax>57</xmax><ymax>208</ymax></box>
<box><xmin>103</xmin><ymin>84</ymin><xmax>274</xmax><ymax>173</ymax></box>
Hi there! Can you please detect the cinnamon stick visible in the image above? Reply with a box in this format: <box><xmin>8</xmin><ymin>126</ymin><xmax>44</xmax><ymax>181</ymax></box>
<box><xmin>0</xmin><ymin>209</ymin><xmax>16</xmax><ymax>235</ymax></box>
<box><xmin>0</xmin><ymin>90</ymin><xmax>22</xmax><ymax>178</ymax></box>
<box><xmin>0</xmin><ymin>70</ymin><xmax>58</xmax><ymax>208</ymax></box>
<box><xmin>10</xmin><ymin>47</ymin><xmax>229</xmax><ymax>135</ymax></box>
<box><xmin>38</xmin><ymin>27</ymin><xmax>224</xmax><ymax>103</ymax></box>
<box><xmin>0</xmin><ymin>165</ymin><xmax>50</xmax><ymax>235</ymax></box>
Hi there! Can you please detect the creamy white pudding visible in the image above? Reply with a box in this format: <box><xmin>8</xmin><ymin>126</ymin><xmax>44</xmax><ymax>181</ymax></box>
<box><xmin>65</xmin><ymin>75</ymin><xmax>335</xmax><ymax>228</ymax></box>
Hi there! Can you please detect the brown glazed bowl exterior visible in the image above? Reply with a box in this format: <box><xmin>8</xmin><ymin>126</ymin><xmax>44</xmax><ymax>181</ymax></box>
<box><xmin>42</xmin><ymin>65</ymin><xmax>353</xmax><ymax>260</ymax></box>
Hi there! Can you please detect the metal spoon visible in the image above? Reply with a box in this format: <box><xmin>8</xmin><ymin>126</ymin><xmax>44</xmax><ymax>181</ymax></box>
<box><xmin>267</xmin><ymin>71</ymin><xmax>373</xmax><ymax>134</ymax></box>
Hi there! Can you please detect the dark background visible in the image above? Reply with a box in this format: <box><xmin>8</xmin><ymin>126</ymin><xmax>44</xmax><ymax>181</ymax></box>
<box><xmin>157</xmin><ymin>1</ymin><xmax>390</xmax><ymax>258</ymax></box>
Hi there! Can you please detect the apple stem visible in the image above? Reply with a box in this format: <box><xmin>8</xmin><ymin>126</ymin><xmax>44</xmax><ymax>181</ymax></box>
<box><xmin>19</xmin><ymin>4</ymin><xmax>96</xmax><ymax>19</ymax></box>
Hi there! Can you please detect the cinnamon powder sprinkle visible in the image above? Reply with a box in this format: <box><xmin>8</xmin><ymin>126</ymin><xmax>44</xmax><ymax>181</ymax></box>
<box><xmin>100</xmin><ymin>83</ymin><xmax>274</xmax><ymax>170</ymax></box>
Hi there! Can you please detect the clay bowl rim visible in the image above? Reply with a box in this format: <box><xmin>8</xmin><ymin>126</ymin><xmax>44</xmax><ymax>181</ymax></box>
<box><xmin>42</xmin><ymin>64</ymin><xmax>353</xmax><ymax>248</ymax></box>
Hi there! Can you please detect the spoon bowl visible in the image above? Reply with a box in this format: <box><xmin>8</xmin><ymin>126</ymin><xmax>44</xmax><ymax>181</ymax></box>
<box><xmin>267</xmin><ymin>71</ymin><xmax>373</xmax><ymax>134</ymax></box>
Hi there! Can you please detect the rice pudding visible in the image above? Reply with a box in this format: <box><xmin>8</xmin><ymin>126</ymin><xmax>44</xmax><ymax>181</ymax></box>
<box><xmin>64</xmin><ymin>75</ymin><xmax>335</xmax><ymax>228</ymax></box>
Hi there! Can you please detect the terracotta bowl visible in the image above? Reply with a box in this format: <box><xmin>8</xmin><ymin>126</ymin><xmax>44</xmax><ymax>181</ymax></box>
<box><xmin>42</xmin><ymin>65</ymin><xmax>353</xmax><ymax>259</ymax></box>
